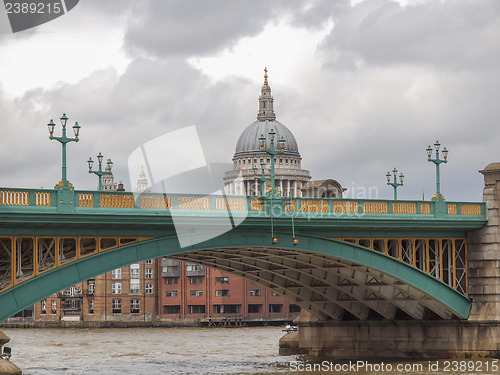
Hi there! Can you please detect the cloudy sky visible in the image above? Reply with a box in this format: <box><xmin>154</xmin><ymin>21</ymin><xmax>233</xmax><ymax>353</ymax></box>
<box><xmin>0</xmin><ymin>0</ymin><xmax>498</xmax><ymax>201</ymax></box>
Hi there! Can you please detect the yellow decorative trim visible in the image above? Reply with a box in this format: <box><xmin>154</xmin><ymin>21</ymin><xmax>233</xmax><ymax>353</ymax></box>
<box><xmin>393</xmin><ymin>202</ymin><xmax>417</xmax><ymax>214</ymax></box>
<box><xmin>250</xmin><ymin>198</ymin><xmax>263</xmax><ymax>211</ymax></box>
<box><xmin>364</xmin><ymin>201</ymin><xmax>389</xmax><ymax>214</ymax></box>
<box><xmin>461</xmin><ymin>203</ymin><xmax>482</xmax><ymax>215</ymax></box>
<box><xmin>301</xmin><ymin>200</ymin><xmax>328</xmax><ymax>213</ymax></box>
<box><xmin>447</xmin><ymin>204</ymin><xmax>458</xmax><ymax>215</ymax></box>
<box><xmin>333</xmin><ymin>201</ymin><xmax>359</xmax><ymax>213</ymax></box>
<box><xmin>0</xmin><ymin>190</ymin><xmax>29</xmax><ymax>206</ymax></box>
<box><xmin>100</xmin><ymin>194</ymin><xmax>135</xmax><ymax>208</ymax></box>
<box><xmin>420</xmin><ymin>203</ymin><xmax>431</xmax><ymax>215</ymax></box>
<box><xmin>55</xmin><ymin>181</ymin><xmax>73</xmax><ymax>187</ymax></box>
<box><xmin>78</xmin><ymin>193</ymin><xmax>94</xmax><ymax>207</ymax></box>
<box><xmin>215</xmin><ymin>197</ymin><xmax>246</xmax><ymax>211</ymax></box>
<box><xmin>178</xmin><ymin>196</ymin><xmax>210</xmax><ymax>210</ymax></box>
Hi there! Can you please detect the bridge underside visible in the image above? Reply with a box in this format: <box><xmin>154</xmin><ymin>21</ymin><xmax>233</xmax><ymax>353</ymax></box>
<box><xmin>174</xmin><ymin>246</ymin><xmax>457</xmax><ymax>321</ymax></box>
<box><xmin>0</xmin><ymin>231</ymin><xmax>470</xmax><ymax>322</ymax></box>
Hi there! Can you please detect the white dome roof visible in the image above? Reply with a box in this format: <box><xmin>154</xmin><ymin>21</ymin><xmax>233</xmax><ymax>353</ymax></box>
<box><xmin>234</xmin><ymin>120</ymin><xmax>299</xmax><ymax>157</ymax></box>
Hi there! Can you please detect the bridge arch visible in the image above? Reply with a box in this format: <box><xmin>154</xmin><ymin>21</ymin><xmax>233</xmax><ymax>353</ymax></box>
<box><xmin>0</xmin><ymin>230</ymin><xmax>471</xmax><ymax>322</ymax></box>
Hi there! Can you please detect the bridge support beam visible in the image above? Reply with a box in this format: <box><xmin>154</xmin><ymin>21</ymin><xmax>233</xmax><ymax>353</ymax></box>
<box><xmin>280</xmin><ymin>313</ymin><xmax>500</xmax><ymax>358</ymax></box>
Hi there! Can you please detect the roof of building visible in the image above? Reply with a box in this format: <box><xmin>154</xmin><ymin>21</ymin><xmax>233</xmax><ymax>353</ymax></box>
<box><xmin>235</xmin><ymin>119</ymin><xmax>299</xmax><ymax>156</ymax></box>
<box><xmin>301</xmin><ymin>179</ymin><xmax>346</xmax><ymax>191</ymax></box>
<box><xmin>234</xmin><ymin>68</ymin><xmax>300</xmax><ymax>157</ymax></box>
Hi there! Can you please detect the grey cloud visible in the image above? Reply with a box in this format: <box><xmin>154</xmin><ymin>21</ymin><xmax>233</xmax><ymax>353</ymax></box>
<box><xmin>124</xmin><ymin>0</ymin><xmax>309</xmax><ymax>57</ymax></box>
<box><xmin>0</xmin><ymin>58</ymin><xmax>258</xmax><ymax>192</ymax></box>
<box><xmin>319</xmin><ymin>0</ymin><xmax>500</xmax><ymax>70</ymax></box>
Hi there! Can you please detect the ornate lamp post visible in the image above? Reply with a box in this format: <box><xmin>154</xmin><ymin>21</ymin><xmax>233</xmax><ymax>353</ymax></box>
<box><xmin>253</xmin><ymin>160</ymin><xmax>269</xmax><ymax>196</ymax></box>
<box><xmin>48</xmin><ymin>113</ymin><xmax>81</xmax><ymax>186</ymax></box>
<box><xmin>386</xmin><ymin>167</ymin><xmax>404</xmax><ymax>200</ymax></box>
<box><xmin>254</xmin><ymin>129</ymin><xmax>297</xmax><ymax>245</ymax></box>
<box><xmin>88</xmin><ymin>152</ymin><xmax>113</xmax><ymax>191</ymax></box>
<box><xmin>426</xmin><ymin>140</ymin><xmax>448</xmax><ymax>198</ymax></box>
<box><xmin>258</xmin><ymin>128</ymin><xmax>285</xmax><ymax>199</ymax></box>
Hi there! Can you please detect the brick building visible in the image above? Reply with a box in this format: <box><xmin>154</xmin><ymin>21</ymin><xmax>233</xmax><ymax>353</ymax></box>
<box><xmin>29</xmin><ymin>257</ymin><xmax>299</xmax><ymax>325</ymax></box>
<box><xmin>158</xmin><ymin>259</ymin><xmax>300</xmax><ymax>324</ymax></box>
<box><xmin>33</xmin><ymin>259</ymin><xmax>158</xmax><ymax>324</ymax></box>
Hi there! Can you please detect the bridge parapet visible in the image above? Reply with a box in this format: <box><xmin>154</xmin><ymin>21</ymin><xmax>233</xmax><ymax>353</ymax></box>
<box><xmin>0</xmin><ymin>187</ymin><xmax>487</xmax><ymax>221</ymax></box>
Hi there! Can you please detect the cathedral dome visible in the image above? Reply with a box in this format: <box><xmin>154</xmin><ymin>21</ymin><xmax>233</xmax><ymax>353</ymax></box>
<box><xmin>234</xmin><ymin>119</ymin><xmax>299</xmax><ymax>156</ymax></box>
<box><xmin>234</xmin><ymin>68</ymin><xmax>299</xmax><ymax>157</ymax></box>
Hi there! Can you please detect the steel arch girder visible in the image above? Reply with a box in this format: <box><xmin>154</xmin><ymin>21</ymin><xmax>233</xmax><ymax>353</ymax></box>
<box><xmin>0</xmin><ymin>231</ymin><xmax>471</xmax><ymax>322</ymax></box>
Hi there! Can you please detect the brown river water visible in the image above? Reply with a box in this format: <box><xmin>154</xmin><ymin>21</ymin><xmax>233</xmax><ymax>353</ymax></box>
<box><xmin>2</xmin><ymin>327</ymin><xmax>499</xmax><ymax>375</ymax></box>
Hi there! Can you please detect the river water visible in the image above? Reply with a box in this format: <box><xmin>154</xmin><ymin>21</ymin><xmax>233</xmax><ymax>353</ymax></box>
<box><xmin>2</xmin><ymin>327</ymin><xmax>499</xmax><ymax>375</ymax></box>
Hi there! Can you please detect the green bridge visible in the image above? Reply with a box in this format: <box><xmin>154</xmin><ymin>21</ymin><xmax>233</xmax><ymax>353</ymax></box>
<box><xmin>0</xmin><ymin>186</ymin><xmax>487</xmax><ymax>326</ymax></box>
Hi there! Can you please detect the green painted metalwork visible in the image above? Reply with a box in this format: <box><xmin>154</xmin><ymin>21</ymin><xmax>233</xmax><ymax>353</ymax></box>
<box><xmin>386</xmin><ymin>167</ymin><xmax>404</xmax><ymax>200</ymax></box>
<box><xmin>87</xmin><ymin>153</ymin><xmax>113</xmax><ymax>191</ymax></box>
<box><xmin>48</xmin><ymin>113</ymin><xmax>80</xmax><ymax>188</ymax></box>
<box><xmin>427</xmin><ymin>140</ymin><xmax>448</xmax><ymax>197</ymax></box>
<box><xmin>0</xmin><ymin>231</ymin><xmax>471</xmax><ymax>322</ymax></box>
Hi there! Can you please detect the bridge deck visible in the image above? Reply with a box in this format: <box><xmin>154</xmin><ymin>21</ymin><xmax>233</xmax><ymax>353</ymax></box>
<box><xmin>0</xmin><ymin>187</ymin><xmax>487</xmax><ymax>322</ymax></box>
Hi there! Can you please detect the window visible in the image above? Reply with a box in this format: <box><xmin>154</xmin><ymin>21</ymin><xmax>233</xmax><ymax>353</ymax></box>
<box><xmin>186</xmin><ymin>264</ymin><xmax>203</xmax><ymax>272</ymax></box>
<box><xmin>51</xmin><ymin>300</ymin><xmax>57</xmax><ymax>314</ymax></box>
<box><xmin>112</xmin><ymin>282</ymin><xmax>122</xmax><ymax>294</ymax></box>
<box><xmin>112</xmin><ymin>299</ymin><xmax>121</xmax><ymax>313</ymax></box>
<box><xmin>248</xmin><ymin>304</ymin><xmax>261</xmax><ymax>313</ymax></box>
<box><xmin>249</xmin><ymin>290</ymin><xmax>261</xmax><ymax>296</ymax></box>
<box><xmin>165</xmin><ymin>278</ymin><xmax>178</xmax><ymax>285</ymax></box>
<box><xmin>164</xmin><ymin>266</ymin><xmax>179</xmax><ymax>273</ymax></box>
<box><xmin>164</xmin><ymin>305</ymin><xmax>180</xmax><ymax>314</ymax></box>
<box><xmin>215</xmin><ymin>277</ymin><xmax>229</xmax><ymax>284</ymax></box>
<box><xmin>214</xmin><ymin>304</ymin><xmax>240</xmax><ymax>314</ymax></box>
<box><xmin>88</xmin><ymin>280</ymin><xmax>95</xmax><ymax>295</ymax></box>
<box><xmin>269</xmin><ymin>304</ymin><xmax>282</xmax><ymax>313</ymax></box>
<box><xmin>131</xmin><ymin>299</ymin><xmax>140</xmax><ymax>313</ymax></box>
<box><xmin>271</xmin><ymin>291</ymin><xmax>280</xmax><ymax>296</ymax></box>
<box><xmin>190</xmin><ymin>290</ymin><xmax>203</xmax><ymax>297</ymax></box>
<box><xmin>190</xmin><ymin>277</ymin><xmax>203</xmax><ymax>284</ymax></box>
<box><xmin>289</xmin><ymin>304</ymin><xmax>301</xmax><ymax>313</ymax></box>
<box><xmin>89</xmin><ymin>299</ymin><xmax>94</xmax><ymax>314</ymax></box>
<box><xmin>112</xmin><ymin>268</ymin><xmax>121</xmax><ymax>279</ymax></box>
<box><xmin>41</xmin><ymin>300</ymin><xmax>46</xmax><ymax>314</ymax></box>
<box><xmin>145</xmin><ymin>269</ymin><xmax>153</xmax><ymax>279</ymax></box>
<box><xmin>130</xmin><ymin>264</ymin><xmax>140</xmax><ymax>279</ymax></box>
<box><xmin>189</xmin><ymin>305</ymin><xmax>206</xmax><ymax>314</ymax></box>
<box><xmin>130</xmin><ymin>279</ymin><xmax>140</xmax><ymax>294</ymax></box>
<box><xmin>166</xmin><ymin>291</ymin><xmax>178</xmax><ymax>297</ymax></box>
<box><xmin>145</xmin><ymin>284</ymin><xmax>153</xmax><ymax>294</ymax></box>
<box><xmin>145</xmin><ymin>259</ymin><xmax>153</xmax><ymax>265</ymax></box>
<box><xmin>215</xmin><ymin>289</ymin><xmax>229</xmax><ymax>297</ymax></box>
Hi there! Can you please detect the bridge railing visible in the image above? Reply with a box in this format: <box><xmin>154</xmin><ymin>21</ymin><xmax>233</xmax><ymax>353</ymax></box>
<box><xmin>0</xmin><ymin>187</ymin><xmax>486</xmax><ymax>219</ymax></box>
<box><xmin>0</xmin><ymin>188</ymin><xmax>56</xmax><ymax>207</ymax></box>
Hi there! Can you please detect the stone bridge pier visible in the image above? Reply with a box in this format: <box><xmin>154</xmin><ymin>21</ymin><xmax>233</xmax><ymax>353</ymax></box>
<box><xmin>280</xmin><ymin>162</ymin><xmax>500</xmax><ymax>359</ymax></box>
